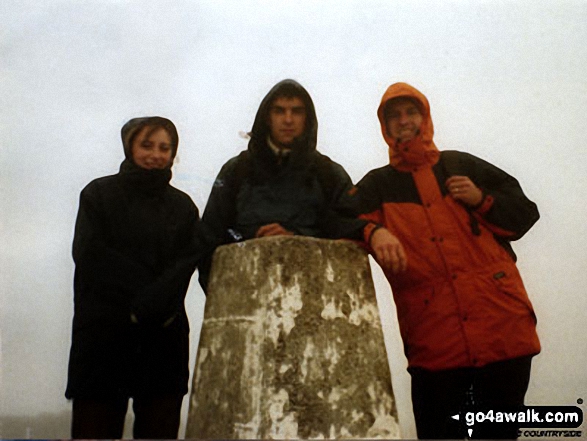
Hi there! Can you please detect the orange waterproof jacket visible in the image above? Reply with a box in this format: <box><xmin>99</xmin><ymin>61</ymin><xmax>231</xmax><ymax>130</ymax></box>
<box><xmin>357</xmin><ymin>83</ymin><xmax>540</xmax><ymax>371</ymax></box>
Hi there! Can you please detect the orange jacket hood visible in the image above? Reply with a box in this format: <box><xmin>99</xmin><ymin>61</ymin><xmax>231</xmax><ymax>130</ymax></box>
<box><xmin>377</xmin><ymin>82</ymin><xmax>440</xmax><ymax>170</ymax></box>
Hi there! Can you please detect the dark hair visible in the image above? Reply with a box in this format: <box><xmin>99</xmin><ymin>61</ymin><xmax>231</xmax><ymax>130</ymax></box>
<box><xmin>384</xmin><ymin>96</ymin><xmax>423</xmax><ymax>118</ymax></box>
<box><xmin>130</xmin><ymin>123</ymin><xmax>177</xmax><ymax>152</ymax></box>
<box><xmin>269</xmin><ymin>82</ymin><xmax>307</xmax><ymax>102</ymax></box>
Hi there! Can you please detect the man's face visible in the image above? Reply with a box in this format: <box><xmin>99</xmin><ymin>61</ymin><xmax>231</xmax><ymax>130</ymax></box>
<box><xmin>385</xmin><ymin>98</ymin><xmax>423</xmax><ymax>143</ymax></box>
<box><xmin>267</xmin><ymin>96</ymin><xmax>306</xmax><ymax>148</ymax></box>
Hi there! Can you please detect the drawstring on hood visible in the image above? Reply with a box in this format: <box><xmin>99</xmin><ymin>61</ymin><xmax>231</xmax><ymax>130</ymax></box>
<box><xmin>377</xmin><ymin>82</ymin><xmax>440</xmax><ymax>171</ymax></box>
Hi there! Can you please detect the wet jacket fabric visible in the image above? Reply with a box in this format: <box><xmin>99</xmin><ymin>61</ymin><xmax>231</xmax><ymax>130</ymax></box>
<box><xmin>356</xmin><ymin>83</ymin><xmax>541</xmax><ymax>371</ymax></box>
<box><xmin>200</xmin><ymin>80</ymin><xmax>366</xmax><ymax>289</ymax></box>
<box><xmin>66</xmin><ymin>117</ymin><xmax>208</xmax><ymax>399</ymax></box>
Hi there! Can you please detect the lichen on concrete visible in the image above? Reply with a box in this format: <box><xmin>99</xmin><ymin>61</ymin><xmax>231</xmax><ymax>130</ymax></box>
<box><xmin>186</xmin><ymin>236</ymin><xmax>400</xmax><ymax>439</ymax></box>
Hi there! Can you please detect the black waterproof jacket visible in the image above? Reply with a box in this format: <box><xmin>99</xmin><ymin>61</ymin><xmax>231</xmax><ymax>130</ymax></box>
<box><xmin>66</xmin><ymin>117</ymin><xmax>209</xmax><ymax>399</ymax></box>
<box><xmin>199</xmin><ymin>80</ymin><xmax>366</xmax><ymax>290</ymax></box>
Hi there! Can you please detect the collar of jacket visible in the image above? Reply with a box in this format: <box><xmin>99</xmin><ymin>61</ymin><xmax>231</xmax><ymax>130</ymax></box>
<box><xmin>377</xmin><ymin>82</ymin><xmax>440</xmax><ymax>171</ymax></box>
<box><xmin>388</xmin><ymin>135</ymin><xmax>440</xmax><ymax>171</ymax></box>
<box><xmin>118</xmin><ymin>158</ymin><xmax>171</xmax><ymax>194</ymax></box>
<box><xmin>267</xmin><ymin>135</ymin><xmax>292</xmax><ymax>157</ymax></box>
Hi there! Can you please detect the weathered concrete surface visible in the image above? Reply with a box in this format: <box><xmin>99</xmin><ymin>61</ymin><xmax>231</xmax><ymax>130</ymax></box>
<box><xmin>186</xmin><ymin>236</ymin><xmax>400</xmax><ymax>439</ymax></box>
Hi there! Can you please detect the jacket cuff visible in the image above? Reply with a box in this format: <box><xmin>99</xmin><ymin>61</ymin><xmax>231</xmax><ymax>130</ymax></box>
<box><xmin>474</xmin><ymin>193</ymin><xmax>494</xmax><ymax>215</ymax></box>
<box><xmin>363</xmin><ymin>223</ymin><xmax>383</xmax><ymax>245</ymax></box>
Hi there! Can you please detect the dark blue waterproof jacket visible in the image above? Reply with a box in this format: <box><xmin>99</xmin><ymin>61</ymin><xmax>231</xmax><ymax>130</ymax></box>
<box><xmin>199</xmin><ymin>80</ymin><xmax>366</xmax><ymax>290</ymax></box>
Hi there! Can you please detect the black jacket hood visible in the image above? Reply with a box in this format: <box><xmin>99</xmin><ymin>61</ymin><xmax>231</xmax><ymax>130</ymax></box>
<box><xmin>248</xmin><ymin>79</ymin><xmax>318</xmax><ymax>160</ymax></box>
<box><xmin>121</xmin><ymin>116</ymin><xmax>179</xmax><ymax>165</ymax></box>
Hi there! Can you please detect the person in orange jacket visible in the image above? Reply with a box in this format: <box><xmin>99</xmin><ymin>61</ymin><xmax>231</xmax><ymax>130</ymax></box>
<box><xmin>354</xmin><ymin>82</ymin><xmax>540</xmax><ymax>439</ymax></box>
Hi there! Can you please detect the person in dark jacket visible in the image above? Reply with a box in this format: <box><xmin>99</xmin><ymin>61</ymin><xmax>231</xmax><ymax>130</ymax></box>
<box><xmin>199</xmin><ymin>79</ymin><xmax>366</xmax><ymax>290</ymax></box>
<box><xmin>354</xmin><ymin>83</ymin><xmax>541</xmax><ymax>439</ymax></box>
<box><xmin>66</xmin><ymin>116</ymin><xmax>210</xmax><ymax>439</ymax></box>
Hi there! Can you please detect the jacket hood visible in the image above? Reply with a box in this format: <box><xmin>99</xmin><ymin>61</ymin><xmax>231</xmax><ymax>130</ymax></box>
<box><xmin>377</xmin><ymin>82</ymin><xmax>439</xmax><ymax>170</ymax></box>
<box><xmin>248</xmin><ymin>79</ymin><xmax>318</xmax><ymax>158</ymax></box>
<box><xmin>121</xmin><ymin>116</ymin><xmax>179</xmax><ymax>166</ymax></box>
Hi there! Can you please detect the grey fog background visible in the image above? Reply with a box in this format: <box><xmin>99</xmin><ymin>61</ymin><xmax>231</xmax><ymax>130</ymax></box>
<box><xmin>1</xmin><ymin>0</ymin><xmax>586</xmax><ymax>438</ymax></box>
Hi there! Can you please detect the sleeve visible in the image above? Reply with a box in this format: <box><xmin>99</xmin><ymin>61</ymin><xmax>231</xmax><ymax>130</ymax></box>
<box><xmin>354</xmin><ymin>170</ymin><xmax>386</xmax><ymax>246</ymax></box>
<box><xmin>462</xmin><ymin>152</ymin><xmax>540</xmax><ymax>240</ymax></box>
<box><xmin>318</xmin><ymin>160</ymin><xmax>371</xmax><ymax>241</ymax></box>
<box><xmin>131</xmin><ymin>201</ymin><xmax>217</xmax><ymax>326</ymax></box>
<box><xmin>198</xmin><ymin>157</ymin><xmax>243</xmax><ymax>293</ymax></box>
<box><xmin>72</xmin><ymin>185</ymin><xmax>152</xmax><ymax>295</ymax></box>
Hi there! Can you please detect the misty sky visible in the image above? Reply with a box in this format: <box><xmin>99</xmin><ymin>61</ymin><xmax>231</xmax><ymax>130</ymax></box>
<box><xmin>1</xmin><ymin>1</ymin><xmax>586</xmax><ymax>438</ymax></box>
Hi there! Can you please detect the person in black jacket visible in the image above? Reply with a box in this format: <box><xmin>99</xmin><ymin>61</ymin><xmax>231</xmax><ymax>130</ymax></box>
<box><xmin>66</xmin><ymin>116</ymin><xmax>210</xmax><ymax>439</ymax></box>
<box><xmin>199</xmin><ymin>79</ymin><xmax>366</xmax><ymax>290</ymax></box>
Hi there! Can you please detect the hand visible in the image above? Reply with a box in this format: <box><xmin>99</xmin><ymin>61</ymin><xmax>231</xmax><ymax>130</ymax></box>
<box><xmin>445</xmin><ymin>176</ymin><xmax>483</xmax><ymax>207</ymax></box>
<box><xmin>370</xmin><ymin>227</ymin><xmax>407</xmax><ymax>274</ymax></box>
<box><xmin>255</xmin><ymin>223</ymin><xmax>294</xmax><ymax>238</ymax></box>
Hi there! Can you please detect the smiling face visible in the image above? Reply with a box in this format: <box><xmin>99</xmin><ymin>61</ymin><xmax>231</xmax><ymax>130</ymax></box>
<box><xmin>267</xmin><ymin>96</ymin><xmax>307</xmax><ymax>148</ymax></box>
<box><xmin>131</xmin><ymin>125</ymin><xmax>173</xmax><ymax>170</ymax></box>
<box><xmin>384</xmin><ymin>97</ymin><xmax>423</xmax><ymax>143</ymax></box>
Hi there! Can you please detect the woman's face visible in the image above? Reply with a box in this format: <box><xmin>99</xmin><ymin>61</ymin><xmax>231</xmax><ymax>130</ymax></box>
<box><xmin>131</xmin><ymin>126</ymin><xmax>173</xmax><ymax>169</ymax></box>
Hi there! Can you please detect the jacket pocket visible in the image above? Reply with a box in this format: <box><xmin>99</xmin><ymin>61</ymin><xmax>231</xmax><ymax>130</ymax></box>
<box><xmin>490</xmin><ymin>269</ymin><xmax>537</xmax><ymax>323</ymax></box>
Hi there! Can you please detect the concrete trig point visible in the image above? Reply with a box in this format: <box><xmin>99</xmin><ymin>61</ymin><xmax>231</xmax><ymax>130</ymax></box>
<box><xmin>186</xmin><ymin>236</ymin><xmax>400</xmax><ymax>439</ymax></box>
